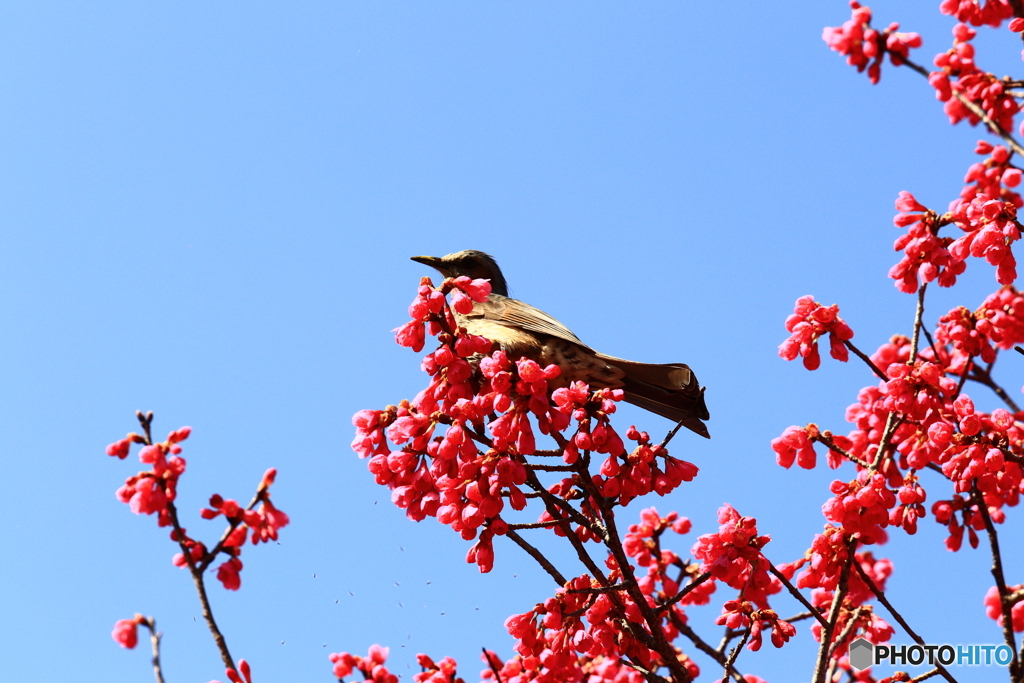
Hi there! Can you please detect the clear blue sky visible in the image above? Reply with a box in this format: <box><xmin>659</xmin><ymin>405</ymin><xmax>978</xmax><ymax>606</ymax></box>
<box><xmin>2</xmin><ymin>3</ymin><xmax>1022</xmax><ymax>682</ymax></box>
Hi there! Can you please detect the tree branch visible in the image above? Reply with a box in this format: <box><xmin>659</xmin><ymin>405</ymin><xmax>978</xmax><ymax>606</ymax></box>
<box><xmin>139</xmin><ymin>617</ymin><xmax>166</xmax><ymax>683</ymax></box>
<box><xmin>505</xmin><ymin>529</ymin><xmax>567</xmax><ymax>586</ymax></box>
<box><xmin>972</xmin><ymin>488</ymin><xmax>1022</xmax><ymax>680</ymax></box>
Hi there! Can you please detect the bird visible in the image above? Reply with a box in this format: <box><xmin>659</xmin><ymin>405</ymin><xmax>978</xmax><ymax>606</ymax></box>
<box><xmin>410</xmin><ymin>250</ymin><xmax>710</xmax><ymax>438</ymax></box>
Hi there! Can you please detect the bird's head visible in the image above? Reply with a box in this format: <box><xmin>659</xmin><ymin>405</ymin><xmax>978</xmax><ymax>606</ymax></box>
<box><xmin>410</xmin><ymin>250</ymin><xmax>508</xmax><ymax>296</ymax></box>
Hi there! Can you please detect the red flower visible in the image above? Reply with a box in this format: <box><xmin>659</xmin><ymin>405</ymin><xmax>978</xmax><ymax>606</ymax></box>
<box><xmin>111</xmin><ymin>616</ymin><xmax>141</xmax><ymax>649</ymax></box>
<box><xmin>216</xmin><ymin>557</ymin><xmax>243</xmax><ymax>591</ymax></box>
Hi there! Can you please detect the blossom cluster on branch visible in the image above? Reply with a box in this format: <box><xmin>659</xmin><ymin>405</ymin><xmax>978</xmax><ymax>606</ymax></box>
<box><xmin>106</xmin><ymin>411</ymin><xmax>288</xmax><ymax>681</ymax></box>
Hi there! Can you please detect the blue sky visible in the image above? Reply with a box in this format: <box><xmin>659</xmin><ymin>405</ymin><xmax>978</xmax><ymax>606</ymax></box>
<box><xmin>2</xmin><ymin>2</ymin><xmax>1023</xmax><ymax>682</ymax></box>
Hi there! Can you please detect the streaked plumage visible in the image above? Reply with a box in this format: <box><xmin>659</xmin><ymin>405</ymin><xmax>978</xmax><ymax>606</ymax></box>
<box><xmin>411</xmin><ymin>250</ymin><xmax>710</xmax><ymax>438</ymax></box>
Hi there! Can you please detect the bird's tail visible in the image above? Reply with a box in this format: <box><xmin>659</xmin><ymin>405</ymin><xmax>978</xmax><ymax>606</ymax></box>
<box><xmin>593</xmin><ymin>354</ymin><xmax>711</xmax><ymax>439</ymax></box>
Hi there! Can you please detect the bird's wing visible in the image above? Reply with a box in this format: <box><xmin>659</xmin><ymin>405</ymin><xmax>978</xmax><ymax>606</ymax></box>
<box><xmin>467</xmin><ymin>295</ymin><xmax>593</xmax><ymax>350</ymax></box>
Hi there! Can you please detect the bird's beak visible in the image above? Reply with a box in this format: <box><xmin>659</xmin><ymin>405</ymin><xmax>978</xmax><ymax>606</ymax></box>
<box><xmin>411</xmin><ymin>255</ymin><xmax>443</xmax><ymax>269</ymax></box>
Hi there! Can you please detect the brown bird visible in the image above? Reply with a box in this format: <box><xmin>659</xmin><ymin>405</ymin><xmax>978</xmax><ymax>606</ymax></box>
<box><xmin>411</xmin><ymin>250</ymin><xmax>710</xmax><ymax>438</ymax></box>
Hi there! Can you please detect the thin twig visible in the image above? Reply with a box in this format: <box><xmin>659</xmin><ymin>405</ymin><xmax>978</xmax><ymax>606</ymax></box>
<box><xmin>909</xmin><ymin>283</ymin><xmax>928</xmax><ymax>364</ymax></box>
<box><xmin>167</xmin><ymin>502</ymin><xmax>235</xmax><ymax>671</ymax></box>
<box><xmin>139</xmin><ymin>617</ymin><xmax>166</xmax><ymax>683</ymax></box>
<box><xmin>674</xmin><ymin>620</ymin><xmax>747</xmax><ymax>683</ymax></box>
<box><xmin>812</xmin><ymin>537</ymin><xmax>858</xmax><ymax>683</ymax></box>
<box><xmin>827</xmin><ymin>606</ymin><xmax>867</xmax><ymax>662</ymax></box>
<box><xmin>901</xmin><ymin>57</ymin><xmax>1024</xmax><ymax>157</ymax></box>
<box><xmin>954</xmin><ymin>358</ymin><xmax>973</xmax><ymax>399</ymax></box>
<box><xmin>973</xmin><ymin>488</ymin><xmax>1022</xmax><ymax>680</ymax></box>
<box><xmin>659</xmin><ymin>415</ymin><xmax>690</xmax><ymax>450</ymax></box>
<box><xmin>853</xmin><ymin>561</ymin><xmax>958</xmax><ymax>683</ymax></box>
<box><xmin>766</xmin><ymin>563</ymin><xmax>829</xmax><ymax>629</ymax></box>
<box><xmin>844</xmin><ymin>340</ymin><xmax>888</xmax><ymax>381</ymax></box>
<box><xmin>967</xmin><ymin>363</ymin><xmax>1022</xmax><ymax>413</ymax></box>
<box><xmin>577</xmin><ymin>469</ymin><xmax>694</xmax><ymax>683</ymax></box>
<box><xmin>656</xmin><ymin>572</ymin><xmax>713</xmax><ymax>612</ymax></box>
<box><xmin>812</xmin><ymin>433</ymin><xmax>871</xmax><ymax>469</ymax></box>
<box><xmin>922</xmin><ymin>327</ymin><xmax>943</xmax><ymax>363</ymax></box>
<box><xmin>869</xmin><ymin>412</ymin><xmax>900</xmax><ymax>476</ymax></box>
<box><xmin>505</xmin><ymin>529</ymin><xmax>567</xmax><ymax>586</ymax></box>
<box><xmin>782</xmin><ymin>611</ymin><xmax>816</xmax><ymax>623</ymax></box>
<box><xmin>482</xmin><ymin>648</ymin><xmax>504</xmax><ymax>683</ymax></box>
<box><xmin>722</xmin><ymin>626</ymin><xmax>750</xmax><ymax>682</ymax></box>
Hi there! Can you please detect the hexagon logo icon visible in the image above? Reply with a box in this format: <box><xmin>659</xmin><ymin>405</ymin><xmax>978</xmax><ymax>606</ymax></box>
<box><xmin>849</xmin><ymin>638</ymin><xmax>874</xmax><ymax>671</ymax></box>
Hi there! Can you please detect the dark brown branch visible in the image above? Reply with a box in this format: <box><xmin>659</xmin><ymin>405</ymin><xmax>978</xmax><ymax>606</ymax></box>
<box><xmin>577</xmin><ymin>473</ymin><xmax>694</xmax><ymax>683</ymax></box>
<box><xmin>656</xmin><ymin>572</ymin><xmax>713</xmax><ymax>612</ymax></box>
<box><xmin>972</xmin><ymin>488</ymin><xmax>1022</xmax><ymax>680</ymax></box>
<box><xmin>900</xmin><ymin>57</ymin><xmax>1024</xmax><ymax>157</ymax></box>
<box><xmin>722</xmin><ymin>626</ymin><xmax>751</xmax><ymax>682</ymax></box>
<box><xmin>505</xmin><ymin>529</ymin><xmax>567</xmax><ymax>586</ymax></box>
<box><xmin>853</xmin><ymin>561</ymin><xmax>958</xmax><ymax>683</ymax></box>
<box><xmin>507</xmin><ymin>520</ymin><xmax>571</xmax><ymax>531</ymax></box>
<box><xmin>909</xmin><ymin>283</ymin><xmax>927</xmax><ymax>363</ymax></box>
<box><xmin>843</xmin><ymin>340</ymin><xmax>888</xmax><ymax>381</ymax></box>
<box><xmin>526</xmin><ymin>463</ymin><xmax>578</xmax><ymax>472</ymax></box>
<box><xmin>812</xmin><ymin>537</ymin><xmax>858</xmax><ymax>683</ymax></box>
<box><xmin>766</xmin><ymin>563</ymin><xmax>829</xmax><ymax>629</ymax></box>
<box><xmin>166</xmin><ymin>501</ymin><xmax>235</xmax><ymax>671</ymax></box>
<box><xmin>827</xmin><ymin>606</ymin><xmax>867</xmax><ymax>662</ymax></box>
<box><xmin>674</xmin><ymin>620</ymin><xmax>747</xmax><ymax>683</ymax></box>
<box><xmin>521</xmin><ymin>469</ymin><xmax>666</xmax><ymax>681</ymax></box>
<box><xmin>198</xmin><ymin>488</ymin><xmax>263</xmax><ymax>573</ymax></box>
<box><xmin>812</xmin><ymin>433</ymin><xmax>870</xmax><ymax>469</ymax></box>
<box><xmin>521</xmin><ymin>476</ymin><xmax>607</xmax><ymax>542</ymax></box>
<box><xmin>967</xmin><ymin>363</ymin><xmax>1022</xmax><ymax>413</ymax></box>
<box><xmin>482</xmin><ymin>649</ymin><xmax>504</xmax><ymax>683</ymax></box>
<box><xmin>567</xmin><ymin>581</ymin><xmax>636</xmax><ymax>595</ymax></box>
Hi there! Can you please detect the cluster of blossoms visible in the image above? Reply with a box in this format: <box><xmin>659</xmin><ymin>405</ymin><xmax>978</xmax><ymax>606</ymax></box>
<box><xmin>107</xmin><ymin>423</ymin><xmax>288</xmax><ymax>591</ymax></box>
<box><xmin>777</xmin><ymin>314</ymin><xmax>1024</xmax><ymax>552</ymax></box>
<box><xmin>888</xmin><ymin>191</ymin><xmax>962</xmax><ymax>293</ymax></box>
<box><xmin>623</xmin><ymin>507</ymin><xmax>716</xmax><ymax>607</ymax></box>
<box><xmin>984</xmin><ymin>584</ymin><xmax>1024</xmax><ymax>632</ymax></box>
<box><xmin>691</xmin><ymin>505</ymin><xmax>781</xmax><ymax>611</ymax></box>
<box><xmin>940</xmin><ymin>0</ymin><xmax>1014</xmax><ymax>28</ymax></box>
<box><xmin>482</xmin><ymin>650</ymin><xmax>653</xmax><ymax>683</ymax></box>
<box><xmin>960</xmin><ymin>141</ymin><xmax>1023</xmax><ymax>206</ymax></box>
<box><xmin>888</xmin><ymin>189</ymin><xmax>1022</xmax><ymax>293</ymax></box>
<box><xmin>107</xmin><ymin>425</ymin><xmax>191</xmax><ymax>522</ymax></box>
<box><xmin>502</xmin><ymin>573</ymin><xmax>699</xmax><ymax>682</ymax></box>
<box><xmin>777</xmin><ymin>296</ymin><xmax>854</xmax><ymax>370</ymax></box>
<box><xmin>330</xmin><ymin>645</ymin><xmax>400</xmax><ymax>683</ymax></box>
<box><xmin>352</xmin><ymin>276</ymin><xmax>698</xmax><ymax>573</ymax></box>
<box><xmin>822</xmin><ymin>2</ymin><xmax>921</xmax><ymax>84</ymax></box>
<box><xmin>781</xmin><ymin>528</ymin><xmax>895</xmax><ymax>664</ymax></box>
<box><xmin>949</xmin><ymin>195</ymin><xmax>1021</xmax><ymax>285</ymax></box>
<box><xmin>932</xmin><ymin>22</ymin><xmax>1020</xmax><ymax>133</ymax></box>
